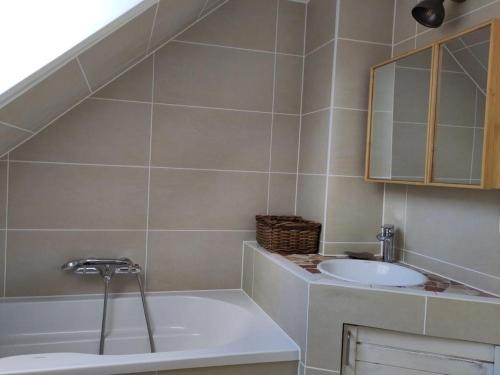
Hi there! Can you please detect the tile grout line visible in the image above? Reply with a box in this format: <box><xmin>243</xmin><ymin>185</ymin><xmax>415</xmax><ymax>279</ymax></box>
<box><xmin>469</xmin><ymin>89</ymin><xmax>478</xmax><ymax>184</ymax></box>
<box><xmin>320</xmin><ymin>0</ymin><xmax>342</xmax><ymax>254</ymax></box>
<box><xmin>304</xmin><ymin>281</ymin><xmax>311</xmax><ymax>367</ymax></box>
<box><xmin>266</xmin><ymin>0</ymin><xmax>281</xmax><ymax>214</ymax></box>
<box><xmin>90</xmin><ymin>96</ymin><xmax>300</xmax><ymax>116</ymax></box>
<box><xmin>3</xmin><ymin>153</ymin><xmax>9</xmax><ymax>297</ymax></box>
<box><xmin>143</xmin><ymin>52</ymin><xmax>156</xmax><ymax>290</ymax></box>
<box><xmin>76</xmin><ymin>57</ymin><xmax>93</xmax><ymax>94</ymax></box>
<box><xmin>423</xmin><ymin>295</ymin><xmax>428</xmax><ymax>334</ymax></box>
<box><xmin>0</xmin><ymin>0</ymin><xmax>229</xmax><ymax>160</ymax></box>
<box><xmin>240</xmin><ymin>241</ymin><xmax>245</xmax><ymax>290</ymax></box>
<box><xmin>198</xmin><ymin>0</ymin><xmax>210</xmax><ymax>19</ymax></box>
<box><xmin>0</xmin><ymin>120</ymin><xmax>34</xmax><ymax>134</ymax></box>
<box><xmin>294</xmin><ymin>1</ymin><xmax>308</xmax><ymax>215</ymax></box>
<box><xmin>146</xmin><ymin>1</ymin><xmax>160</xmax><ymax>51</ymax></box>
<box><xmin>172</xmin><ymin>38</ymin><xmax>303</xmax><ymax>58</ymax></box>
<box><xmin>391</xmin><ymin>0</ymin><xmax>397</xmax><ymax>57</ymax></box>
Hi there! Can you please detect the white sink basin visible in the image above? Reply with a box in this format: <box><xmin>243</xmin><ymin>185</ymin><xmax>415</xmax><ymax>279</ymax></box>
<box><xmin>317</xmin><ymin>259</ymin><xmax>427</xmax><ymax>287</ymax></box>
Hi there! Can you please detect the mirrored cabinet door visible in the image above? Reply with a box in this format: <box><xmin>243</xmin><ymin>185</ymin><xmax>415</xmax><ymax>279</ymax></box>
<box><xmin>431</xmin><ymin>25</ymin><xmax>490</xmax><ymax>186</ymax></box>
<box><xmin>368</xmin><ymin>47</ymin><xmax>433</xmax><ymax>182</ymax></box>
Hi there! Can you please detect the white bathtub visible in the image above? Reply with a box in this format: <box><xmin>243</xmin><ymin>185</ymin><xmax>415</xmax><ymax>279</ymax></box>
<box><xmin>0</xmin><ymin>290</ymin><xmax>298</xmax><ymax>375</ymax></box>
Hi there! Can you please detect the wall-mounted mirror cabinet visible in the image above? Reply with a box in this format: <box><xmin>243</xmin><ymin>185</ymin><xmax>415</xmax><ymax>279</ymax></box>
<box><xmin>366</xmin><ymin>20</ymin><xmax>500</xmax><ymax>189</ymax></box>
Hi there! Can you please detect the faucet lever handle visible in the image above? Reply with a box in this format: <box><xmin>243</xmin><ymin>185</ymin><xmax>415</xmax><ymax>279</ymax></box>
<box><xmin>380</xmin><ymin>224</ymin><xmax>394</xmax><ymax>237</ymax></box>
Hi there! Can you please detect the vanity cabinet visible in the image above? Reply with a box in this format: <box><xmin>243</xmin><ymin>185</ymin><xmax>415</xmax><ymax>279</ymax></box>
<box><xmin>365</xmin><ymin>20</ymin><xmax>500</xmax><ymax>189</ymax></box>
<box><xmin>342</xmin><ymin>325</ymin><xmax>498</xmax><ymax>375</ymax></box>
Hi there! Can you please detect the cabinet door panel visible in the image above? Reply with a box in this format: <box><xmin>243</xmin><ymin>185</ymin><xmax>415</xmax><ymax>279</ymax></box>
<box><xmin>432</xmin><ymin>25</ymin><xmax>490</xmax><ymax>186</ymax></box>
<box><xmin>368</xmin><ymin>48</ymin><xmax>433</xmax><ymax>182</ymax></box>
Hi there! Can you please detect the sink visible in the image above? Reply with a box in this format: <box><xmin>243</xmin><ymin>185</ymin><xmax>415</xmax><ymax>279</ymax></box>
<box><xmin>317</xmin><ymin>259</ymin><xmax>427</xmax><ymax>287</ymax></box>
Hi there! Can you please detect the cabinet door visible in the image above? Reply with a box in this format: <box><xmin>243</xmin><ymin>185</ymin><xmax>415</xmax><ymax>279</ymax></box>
<box><xmin>367</xmin><ymin>47</ymin><xmax>433</xmax><ymax>183</ymax></box>
<box><xmin>431</xmin><ymin>25</ymin><xmax>491</xmax><ymax>186</ymax></box>
<box><xmin>342</xmin><ymin>325</ymin><xmax>495</xmax><ymax>375</ymax></box>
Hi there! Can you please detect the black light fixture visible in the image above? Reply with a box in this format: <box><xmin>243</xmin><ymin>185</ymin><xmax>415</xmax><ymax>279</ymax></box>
<box><xmin>412</xmin><ymin>0</ymin><xmax>466</xmax><ymax>28</ymax></box>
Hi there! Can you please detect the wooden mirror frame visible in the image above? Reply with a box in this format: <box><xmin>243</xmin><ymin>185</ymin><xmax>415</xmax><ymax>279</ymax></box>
<box><xmin>365</xmin><ymin>20</ymin><xmax>500</xmax><ymax>189</ymax></box>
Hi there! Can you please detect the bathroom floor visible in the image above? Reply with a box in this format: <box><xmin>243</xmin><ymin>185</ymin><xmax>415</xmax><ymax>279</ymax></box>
<box><xmin>283</xmin><ymin>253</ymin><xmax>496</xmax><ymax>298</ymax></box>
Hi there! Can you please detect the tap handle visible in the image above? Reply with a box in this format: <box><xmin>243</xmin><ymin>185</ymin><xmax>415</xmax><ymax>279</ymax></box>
<box><xmin>380</xmin><ymin>224</ymin><xmax>394</xmax><ymax>236</ymax></box>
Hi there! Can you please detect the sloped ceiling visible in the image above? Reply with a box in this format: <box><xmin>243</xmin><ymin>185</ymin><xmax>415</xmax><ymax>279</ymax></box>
<box><xmin>0</xmin><ymin>0</ymin><xmax>226</xmax><ymax>157</ymax></box>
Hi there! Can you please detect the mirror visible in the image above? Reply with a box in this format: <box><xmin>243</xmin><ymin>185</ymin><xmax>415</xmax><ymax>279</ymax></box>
<box><xmin>369</xmin><ymin>47</ymin><xmax>433</xmax><ymax>182</ymax></box>
<box><xmin>432</xmin><ymin>26</ymin><xmax>490</xmax><ymax>185</ymax></box>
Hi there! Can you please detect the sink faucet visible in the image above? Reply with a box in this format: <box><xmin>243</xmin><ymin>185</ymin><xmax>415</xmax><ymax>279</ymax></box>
<box><xmin>377</xmin><ymin>224</ymin><xmax>395</xmax><ymax>263</ymax></box>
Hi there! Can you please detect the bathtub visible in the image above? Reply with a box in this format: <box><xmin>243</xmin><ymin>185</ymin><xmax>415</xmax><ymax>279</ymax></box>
<box><xmin>0</xmin><ymin>290</ymin><xmax>298</xmax><ymax>374</ymax></box>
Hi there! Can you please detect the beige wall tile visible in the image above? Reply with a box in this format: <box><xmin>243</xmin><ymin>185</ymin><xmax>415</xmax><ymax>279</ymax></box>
<box><xmin>339</xmin><ymin>0</ymin><xmax>394</xmax><ymax>44</ymax></box>
<box><xmin>178</xmin><ymin>0</ymin><xmax>278</xmax><ymax>52</ymax></box>
<box><xmin>325</xmin><ymin>177</ymin><xmax>383</xmax><ymax>243</ymax></box>
<box><xmin>149</xmin><ymin>169</ymin><xmax>268</xmax><ymax>230</ymax></box>
<box><xmin>299</xmin><ymin>110</ymin><xmax>330</xmax><ymax>174</ymax></box>
<box><xmin>394</xmin><ymin>0</ymin><xmax>417</xmax><ymax>44</ymax></box>
<box><xmin>253</xmin><ymin>251</ymin><xmax>309</xmax><ymax>361</ymax></box>
<box><xmin>437</xmin><ymin>72</ymin><xmax>477</xmax><ymax>127</ymax></box>
<box><xmin>200</xmin><ymin>0</ymin><xmax>225</xmax><ymax>16</ymax></box>
<box><xmin>296</xmin><ymin>174</ymin><xmax>326</xmax><ymax>224</ymax></box>
<box><xmin>0</xmin><ymin>125</ymin><xmax>30</xmax><ymax>158</ymax></box>
<box><xmin>305</xmin><ymin>0</ymin><xmax>337</xmax><ymax>53</ymax></box>
<box><xmin>12</xmin><ymin>99</ymin><xmax>151</xmax><ymax>166</ymax></box>
<box><xmin>269</xmin><ymin>173</ymin><xmax>296</xmax><ymax>216</ymax></box>
<box><xmin>306</xmin><ymin>368</ymin><xmax>331</xmax><ymax>375</ymax></box>
<box><xmin>79</xmin><ymin>6</ymin><xmax>156</xmax><ymax>90</ymax></box>
<box><xmin>393</xmin><ymin>38</ymin><xmax>416</xmax><ymax>56</ymax></box>
<box><xmin>0</xmin><ymin>162</ymin><xmax>6</xmax><ymax>229</ymax></box>
<box><xmin>0</xmin><ymin>60</ymin><xmax>90</xmax><ymax>132</ymax></box>
<box><xmin>242</xmin><ymin>243</ymin><xmax>254</xmax><ymax>296</ymax></box>
<box><xmin>149</xmin><ymin>0</ymin><xmax>206</xmax><ymax>50</ymax></box>
<box><xmin>394</xmin><ymin>67</ymin><xmax>431</xmax><ymax>124</ymax></box>
<box><xmin>302</xmin><ymin>43</ymin><xmax>333</xmax><ymax>114</ymax></box>
<box><xmin>433</xmin><ymin>126</ymin><xmax>474</xmax><ymax>181</ymax></box>
<box><xmin>151</xmin><ymin>105</ymin><xmax>271</xmax><ymax>171</ymax></box>
<box><xmin>383</xmin><ymin>184</ymin><xmax>407</xmax><ymax>250</ymax></box>
<box><xmin>323</xmin><ymin>242</ymin><xmax>380</xmax><ymax>256</ymax></box>
<box><xmin>391</xmin><ymin>123</ymin><xmax>427</xmax><ymax>179</ymax></box>
<box><xmin>5</xmin><ymin>231</ymin><xmax>146</xmax><ymax>297</ymax></box>
<box><xmin>426</xmin><ymin>297</ymin><xmax>500</xmax><ymax>345</ymax></box>
<box><xmin>94</xmin><ymin>56</ymin><xmax>153</xmax><ymax>102</ymax></box>
<box><xmin>0</xmin><ymin>230</ymin><xmax>4</xmax><ymax>294</ymax></box>
<box><xmin>329</xmin><ymin>109</ymin><xmax>367</xmax><ymax>176</ymax></box>
<box><xmin>404</xmin><ymin>186</ymin><xmax>500</xmax><ymax>277</ymax></box>
<box><xmin>307</xmin><ymin>284</ymin><xmax>426</xmax><ymax>371</ymax></box>
<box><xmin>154</xmin><ymin>42</ymin><xmax>274</xmax><ymax>112</ymax></box>
<box><xmin>471</xmin><ymin>128</ymin><xmax>484</xmax><ymax>180</ymax></box>
<box><xmin>271</xmin><ymin>115</ymin><xmax>300</xmax><ymax>173</ymax></box>
<box><xmin>277</xmin><ymin>0</ymin><xmax>306</xmax><ymax>55</ymax></box>
<box><xmin>8</xmin><ymin>162</ymin><xmax>148</xmax><ymax>229</ymax></box>
<box><xmin>146</xmin><ymin>231</ymin><xmax>252</xmax><ymax>291</ymax></box>
<box><xmin>275</xmin><ymin>55</ymin><xmax>303</xmax><ymax>115</ymax></box>
<box><xmin>157</xmin><ymin>362</ymin><xmax>298</xmax><ymax>375</ymax></box>
<box><xmin>334</xmin><ymin>40</ymin><xmax>391</xmax><ymax>110</ymax></box>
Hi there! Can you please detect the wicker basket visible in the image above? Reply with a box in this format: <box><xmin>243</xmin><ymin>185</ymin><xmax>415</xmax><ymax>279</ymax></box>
<box><xmin>256</xmin><ymin>215</ymin><xmax>321</xmax><ymax>254</ymax></box>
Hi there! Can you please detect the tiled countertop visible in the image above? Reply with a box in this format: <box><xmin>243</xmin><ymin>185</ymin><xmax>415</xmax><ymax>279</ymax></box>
<box><xmin>283</xmin><ymin>253</ymin><xmax>497</xmax><ymax>299</ymax></box>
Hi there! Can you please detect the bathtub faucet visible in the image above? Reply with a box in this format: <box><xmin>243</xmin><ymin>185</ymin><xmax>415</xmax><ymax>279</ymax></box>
<box><xmin>61</xmin><ymin>257</ymin><xmax>141</xmax><ymax>279</ymax></box>
<box><xmin>61</xmin><ymin>257</ymin><xmax>155</xmax><ymax>355</ymax></box>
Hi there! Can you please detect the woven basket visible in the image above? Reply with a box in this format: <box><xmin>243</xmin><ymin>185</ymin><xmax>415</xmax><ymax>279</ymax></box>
<box><xmin>256</xmin><ymin>215</ymin><xmax>321</xmax><ymax>254</ymax></box>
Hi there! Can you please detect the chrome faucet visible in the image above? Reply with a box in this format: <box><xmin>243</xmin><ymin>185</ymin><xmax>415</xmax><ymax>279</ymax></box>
<box><xmin>377</xmin><ymin>224</ymin><xmax>395</xmax><ymax>263</ymax></box>
<box><xmin>62</xmin><ymin>257</ymin><xmax>155</xmax><ymax>355</ymax></box>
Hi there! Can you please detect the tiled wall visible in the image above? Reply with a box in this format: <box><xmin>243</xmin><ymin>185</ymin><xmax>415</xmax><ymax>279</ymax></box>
<box><xmin>296</xmin><ymin>0</ymin><xmax>393</xmax><ymax>255</ymax></box>
<box><xmin>386</xmin><ymin>0</ymin><xmax>500</xmax><ymax>295</ymax></box>
<box><xmin>0</xmin><ymin>0</ymin><xmax>306</xmax><ymax>297</ymax></box>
